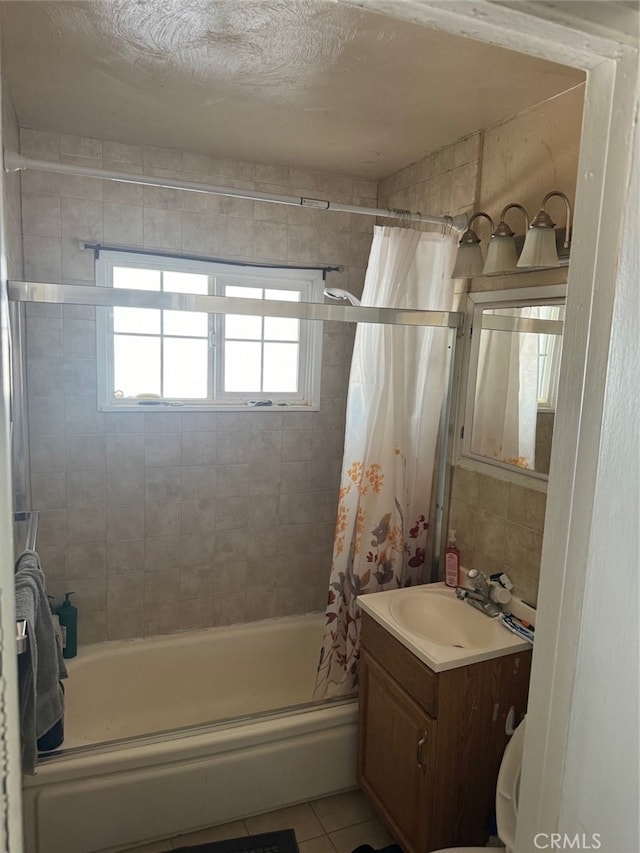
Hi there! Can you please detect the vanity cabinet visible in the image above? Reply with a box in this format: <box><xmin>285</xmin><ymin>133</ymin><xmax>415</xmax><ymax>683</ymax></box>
<box><xmin>357</xmin><ymin>612</ymin><xmax>531</xmax><ymax>853</ymax></box>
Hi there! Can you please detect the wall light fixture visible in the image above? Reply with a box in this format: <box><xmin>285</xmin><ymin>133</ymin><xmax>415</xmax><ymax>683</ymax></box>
<box><xmin>451</xmin><ymin>212</ymin><xmax>494</xmax><ymax>279</ymax></box>
<box><xmin>482</xmin><ymin>203</ymin><xmax>529</xmax><ymax>275</ymax></box>
<box><xmin>517</xmin><ymin>190</ymin><xmax>572</xmax><ymax>268</ymax></box>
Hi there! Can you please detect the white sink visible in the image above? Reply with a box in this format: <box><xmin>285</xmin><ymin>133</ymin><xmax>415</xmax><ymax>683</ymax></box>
<box><xmin>358</xmin><ymin>582</ymin><xmax>533</xmax><ymax>672</ymax></box>
<box><xmin>389</xmin><ymin>589</ymin><xmax>499</xmax><ymax>649</ymax></box>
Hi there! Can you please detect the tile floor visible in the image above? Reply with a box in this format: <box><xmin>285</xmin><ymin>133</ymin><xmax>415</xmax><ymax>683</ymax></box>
<box><xmin>122</xmin><ymin>789</ymin><xmax>394</xmax><ymax>853</ymax></box>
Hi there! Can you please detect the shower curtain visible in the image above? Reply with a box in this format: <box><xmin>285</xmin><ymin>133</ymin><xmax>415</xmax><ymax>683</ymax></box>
<box><xmin>471</xmin><ymin>305</ymin><xmax>561</xmax><ymax>470</ymax></box>
<box><xmin>313</xmin><ymin>225</ymin><xmax>457</xmax><ymax>698</ymax></box>
<box><xmin>472</xmin><ymin>308</ymin><xmax>539</xmax><ymax>469</ymax></box>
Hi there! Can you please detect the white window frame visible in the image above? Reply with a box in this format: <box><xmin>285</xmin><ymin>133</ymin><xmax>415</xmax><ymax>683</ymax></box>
<box><xmin>96</xmin><ymin>251</ymin><xmax>324</xmax><ymax>412</ymax></box>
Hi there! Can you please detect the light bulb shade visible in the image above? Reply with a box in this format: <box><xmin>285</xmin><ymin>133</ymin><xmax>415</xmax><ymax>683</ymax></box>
<box><xmin>517</xmin><ymin>226</ymin><xmax>560</xmax><ymax>268</ymax></box>
<box><xmin>482</xmin><ymin>234</ymin><xmax>519</xmax><ymax>274</ymax></box>
<box><xmin>452</xmin><ymin>242</ymin><xmax>484</xmax><ymax>278</ymax></box>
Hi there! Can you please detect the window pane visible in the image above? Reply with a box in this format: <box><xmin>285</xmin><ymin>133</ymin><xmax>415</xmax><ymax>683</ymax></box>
<box><xmin>264</xmin><ymin>316</ymin><xmax>299</xmax><ymax>341</ymax></box>
<box><xmin>263</xmin><ymin>342</ymin><xmax>298</xmax><ymax>392</ymax></box>
<box><xmin>265</xmin><ymin>288</ymin><xmax>300</xmax><ymax>302</ymax></box>
<box><xmin>225</xmin><ymin>285</ymin><xmax>263</xmax><ymax>300</ymax></box>
<box><xmin>113</xmin><ymin>267</ymin><xmax>160</xmax><ymax>291</ymax></box>
<box><xmin>225</xmin><ymin>314</ymin><xmax>263</xmax><ymax>340</ymax></box>
<box><xmin>163</xmin><ymin>310</ymin><xmax>208</xmax><ymax>337</ymax></box>
<box><xmin>163</xmin><ymin>271</ymin><xmax>208</xmax><ymax>294</ymax></box>
<box><xmin>113</xmin><ymin>307</ymin><xmax>160</xmax><ymax>334</ymax></box>
<box><xmin>224</xmin><ymin>341</ymin><xmax>262</xmax><ymax>392</ymax></box>
<box><xmin>163</xmin><ymin>338</ymin><xmax>208</xmax><ymax>398</ymax></box>
<box><xmin>114</xmin><ymin>335</ymin><xmax>161</xmax><ymax>398</ymax></box>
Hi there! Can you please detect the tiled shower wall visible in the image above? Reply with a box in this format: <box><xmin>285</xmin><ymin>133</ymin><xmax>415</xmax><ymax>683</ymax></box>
<box><xmin>449</xmin><ymin>468</ymin><xmax>545</xmax><ymax>606</ymax></box>
<box><xmin>19</xmin><ymin>128</ymin><xmax>377</xmax><ymax>643</ymax></box>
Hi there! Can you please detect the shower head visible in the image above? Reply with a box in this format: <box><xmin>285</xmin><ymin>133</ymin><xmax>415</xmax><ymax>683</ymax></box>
<box><xmin>323</xmin><ymin>287</ymin><xmax>361</xmax><ymax>307</ymax></box>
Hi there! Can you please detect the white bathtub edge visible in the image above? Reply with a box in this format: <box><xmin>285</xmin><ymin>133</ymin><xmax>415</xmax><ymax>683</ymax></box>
<box><xmin>23</xmin><ymin>702</ymin><xmax>358</xmax><ymax>853</ymax></box>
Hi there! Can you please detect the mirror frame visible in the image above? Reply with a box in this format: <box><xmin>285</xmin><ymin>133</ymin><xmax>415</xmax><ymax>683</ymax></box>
<box><xmin>455</xmin><ymin>282</ymin><xmax>567</xmax><ymax>487</ymax></box>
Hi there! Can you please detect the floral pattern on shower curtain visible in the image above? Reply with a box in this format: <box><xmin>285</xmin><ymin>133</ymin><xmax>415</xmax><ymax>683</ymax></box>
<box><xmin>313</xmin><ymin>226</ymin><xmax>457</xmax><ymax>698</ymax></box>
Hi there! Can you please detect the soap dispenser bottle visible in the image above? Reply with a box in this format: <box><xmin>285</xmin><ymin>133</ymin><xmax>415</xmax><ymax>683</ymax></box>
<box><xmin>56</xmin><ymin>592</ymin><xmax>78</xmax><ymax>659</ymax></box>
<box><xmin>444</xmin><ymin>530</ymin><xmax>461</xmax><ymax>588</ymax></box>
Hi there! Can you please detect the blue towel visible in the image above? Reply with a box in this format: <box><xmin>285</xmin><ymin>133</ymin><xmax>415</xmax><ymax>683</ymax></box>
<box><xmin>15</xmin><ymin>550</ymin><xmax>67</xmax><ymax>774</ymax></box>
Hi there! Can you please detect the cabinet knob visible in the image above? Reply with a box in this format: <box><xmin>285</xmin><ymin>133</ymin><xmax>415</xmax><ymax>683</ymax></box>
<box><xmin>416</xmin><ymin>734</ymin><xmax>428</xmax><ymax>771</ymax></box>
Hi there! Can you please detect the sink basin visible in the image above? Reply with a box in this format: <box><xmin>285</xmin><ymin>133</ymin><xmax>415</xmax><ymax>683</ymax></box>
<box><xmin>389</xmin><ymin>590</ymin><xmax>497</xmax><ymax>649</ymax></box>
<box><xmin>357</xmin><ymin>582</ymin><xmax>533</xmax><ymax>672</ymax></box>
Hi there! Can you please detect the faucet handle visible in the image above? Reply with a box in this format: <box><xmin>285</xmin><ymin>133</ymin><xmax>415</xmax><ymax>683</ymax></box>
<box><xmin>467</xmin><ymin>568</ymin><xmax>480</xmax><ymax>580</ymax></box>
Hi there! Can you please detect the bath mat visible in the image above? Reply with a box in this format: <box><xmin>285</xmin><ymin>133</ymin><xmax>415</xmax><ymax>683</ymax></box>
<box><xmin>174</xmin><ymin>828</ymin><xmax>299</xmax><ymax>853</ymax></box>
<box><xmin>350</xmin><ymin>846</ymin><xmax>403</xmax><ymax>853</ymax></box>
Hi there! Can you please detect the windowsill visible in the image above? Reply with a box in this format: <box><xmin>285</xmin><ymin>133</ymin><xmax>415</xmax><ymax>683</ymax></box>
<box><xmin>98</xmin><ymin>403</ymin><xmax>321</xmax><ymax>413</ymax></box>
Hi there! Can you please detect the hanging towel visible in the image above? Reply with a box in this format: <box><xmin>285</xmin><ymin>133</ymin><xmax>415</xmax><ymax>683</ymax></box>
<box><xmin>15</xmin><ymin>550</ymin><xmax>68</xmax><ymax>774</ymax></box>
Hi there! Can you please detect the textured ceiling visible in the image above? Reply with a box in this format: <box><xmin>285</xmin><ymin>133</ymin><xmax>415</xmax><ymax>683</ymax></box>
<box><xmin>1</xmin><ymin>0</ymin><xmax>584</xmax><ymax>179</ymax></box>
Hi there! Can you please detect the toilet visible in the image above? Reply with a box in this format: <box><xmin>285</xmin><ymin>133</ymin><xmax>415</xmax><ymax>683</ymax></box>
<box><xmin>431</xmin><ymin>718</ymin><xmax>526</xmax><ymax>853</ymax></box>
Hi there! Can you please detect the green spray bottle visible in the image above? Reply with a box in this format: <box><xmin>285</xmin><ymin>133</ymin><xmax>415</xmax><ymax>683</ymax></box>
<box><xmin>56</xmin><ymin>592</ymin><xmax>77</xmax><ymax>659</ymax></box>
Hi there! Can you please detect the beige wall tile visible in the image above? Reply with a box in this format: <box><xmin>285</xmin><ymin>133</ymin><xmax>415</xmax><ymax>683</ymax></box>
<box><xmin>106</xmin><ymin>433</ymin><xmax>145</xmax><ymax>470</ymax></box>
<box><xmin>144</xmin><ymin>468</ymin><xmax>182</xmax><ymax>503</ymax></box>
<box><xmin>63</xmin><ymin>358</ymin><xmax>97</xmax><ymax>396</ymax></box>
<box><xmin>107</xmin><ymin>468</ymin><xmax>145</xmax><ymax>506</ymax></box>
<box><xmin>64</xmin><ymin>435</ymin><xmax>105</xmax><ymax>470</ymax></box>
<box><xmin>22</xmin><ymin>193</ymin><xmax>60</xmax><ymax>237</ymax></box>
<box><xmin>60</xmin><ymin>173</ymin><xmax>102</xmax><ymax>201</ymax></box>
<box><xmin>181</xmin><ymin>465</ymin><xmax>217</xmax><ymax>500</ymax></box>
<box><xmin>30</xmin><ymin>435</ymin><xmax>66</xmax><ymax>473</ymax></box>
<box><xmin>108</xmin><ymin>573</ymin><xmax>144</xmax><ymax>610</ymax></box>
<box><xmin>78</xmin><ymin>610</ymin><xmax>107</xmax><ymax>645</ymax></box>
<box><xmin>182</xmin><ymin>431</ymin><xmax>217</xmax><ymax>466</ymax></box>
<box><xmin>181</xmin><ymin>498</ymin><xmax>217</xmax><ymax>534</ymax></box>
<box><xmin>27</xmin><ymin>358</ymin><xmax>62</xmax><ymax>397</ymax></box>
<box><xmin>31</xmin><ymin>472</ymin><xmax>66</xmax><ymax>510</ymax></box>
<box><xmin>144</xmin><ymin>568</ymin><xmax>181</xmax><ymax>605</ymax></box>
<box><xmin>210</xmin><ymin>592</ymin><xmax>246</xmax><ymax>626</ymax></box>
<box><xmin>64</xmin><ymin>396</ymin><xmax>105</xmax><ymax>434</ymax></box>
<box><xmin>26</xmin><ymin>317</ymin><xmax>63</xmax><ymax>358</ymax></box>
<box><xmin>144</xmin><ymin>432</ymin><xmax>182</xmax><ymax>467</ymax></box>
<box><xmin>477</xmin><ymin>472</ymin><xmax>509</xmax><ymax>518</ymax></box>
<box><xmin>107</xmin><ymin>538</ymin><xmax>145</xmax><ymax>576</ymax></box>
<box><xmin>508</xmin><ymin>483</ymin><xmax>547</xmax><ymax>531</ymax></box>
<box><xmin>505</xmin><ymin>521</ymin><xmax>543</xmax><ymax>578</ymax></box>
<box><xmin>143</xmin><ymin>205</ymin><xmax>182</xmax><ymax>249</ymax></box>
<box><xmin>23</xmin><ymin>235</ymin><xmax>62</xmax><ymax>280</ymax></box>
<box><xmin>107</xmin><ymin>607</ymin><xmax>144</xmax><ymax>641</ymax></box>
<box><xmin>65</xmin><ymin>541</ymin><xmax>106</xmax><ymax>578</ymax></box>
<box><xmin>103</xmin><ymin>202</ymin><xmax>144</xmax><ymax>244</ymax></box>
<box><xmin>449</xmin><ymin>497</ymin><xmax>477</xmax><ymax>549</ymax></box>
<box><xmin>66</xmin><ymin>507</ymin><xmax>106</xmax><ymax>543</ymax></box>
<box><xmin>108</xmin><ymin>504</ymin><xmax>145</xmax><ymax>541</ymax></box>
<box><xmin>144</xmin><ymin>501</ymin><xmax>182</xmax><ymax>538</ymax></box>
<box><xmin>102</xmin><ymin>140</ymin><xmax>143</xmax><ymax>165</ymax></box>
<box><xmin>473</xmin><ymin>510</ymin><xmax>507</xmax><ymax>563</ymax></box>
<box><xmin>66</xmin><ymin>469</ymin><xmax>106</xmax><ymax>508</ymax></box>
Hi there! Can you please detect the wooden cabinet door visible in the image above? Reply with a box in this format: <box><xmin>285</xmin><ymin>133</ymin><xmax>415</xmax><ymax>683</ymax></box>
<box><xmin>358</xmin><ymin>651</ymin><xmax>437</xmax><ymax>853</ymax></box>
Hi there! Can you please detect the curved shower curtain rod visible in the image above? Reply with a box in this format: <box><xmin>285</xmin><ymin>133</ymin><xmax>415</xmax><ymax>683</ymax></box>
<box><xmin>3</xmin><ymin>151</ymin><xmax>468</xmax><ymax>232</ymax></box>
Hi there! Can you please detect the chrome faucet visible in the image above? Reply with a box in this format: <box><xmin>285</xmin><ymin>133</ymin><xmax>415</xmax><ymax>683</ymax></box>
<box><xmin>456</xmin><ymin>569</ymin><xmax>502</xmax><ymax>618</ymax></box>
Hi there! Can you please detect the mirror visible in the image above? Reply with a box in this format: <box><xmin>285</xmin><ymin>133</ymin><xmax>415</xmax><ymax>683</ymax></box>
<box><xmin>461</xmin><ymin>285</ymin><xmax>566</xmax><ymax>479</ymax></box>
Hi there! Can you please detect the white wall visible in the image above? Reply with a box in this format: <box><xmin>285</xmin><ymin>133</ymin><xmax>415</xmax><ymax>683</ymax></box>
<box><xmin>557</xmin><ymin>86</ymin><xmax>639</xmax><ymax>851</ymax></box>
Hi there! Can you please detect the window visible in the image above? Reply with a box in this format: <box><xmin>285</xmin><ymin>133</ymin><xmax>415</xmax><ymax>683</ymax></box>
<box><xmin>536</xmin><ymin>305</ymin><xmax>565</xmax><ymax>410</ymax></box>
<box><xmin>96</xmin><ymin>252</ymin><xmax>324</xmax><ymax>411</ymax></box>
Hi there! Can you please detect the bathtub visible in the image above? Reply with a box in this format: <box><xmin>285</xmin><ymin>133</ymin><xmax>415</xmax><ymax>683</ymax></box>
<box><xmin>22</xmin><ymin>614</ymin><xmax>358</xmax><ymax>853</ymax></box>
